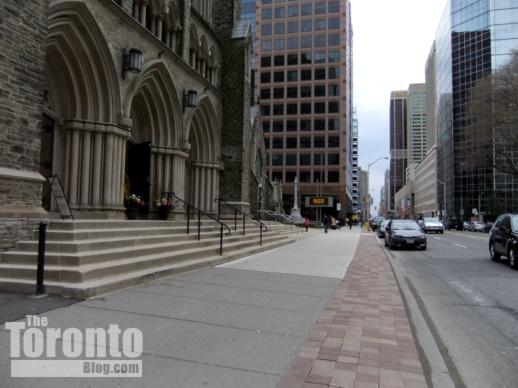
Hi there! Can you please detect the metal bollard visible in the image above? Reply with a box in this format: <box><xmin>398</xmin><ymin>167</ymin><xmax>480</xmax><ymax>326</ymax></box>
<box><xmin>36</xmin><ymin>220</ymin><xmax>49</xmax><ymax>295</ymax></box>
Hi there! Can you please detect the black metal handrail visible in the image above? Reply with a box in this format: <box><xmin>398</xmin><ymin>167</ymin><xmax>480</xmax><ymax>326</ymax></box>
<box><xmin>47</xmin><ymin>175</ymin><xmax>73</xmax><ymax>220</ymax></box>
<box><xmin>258</xmin><ymin>209</ymin><xmax>298</xmax><ymax>226</ymax></box>
<box><xmin>162</xmin><ymin>192</ymin><xmax>231</xmax><ymax>255</ymax></box>
<box><xmin>215</xmin><ymin>198</ymin><xmax>267</xmax><ymax>246</ymax></box>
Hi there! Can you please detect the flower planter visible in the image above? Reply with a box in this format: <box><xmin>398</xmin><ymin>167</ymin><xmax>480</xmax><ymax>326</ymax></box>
<box><xmin>157</xmin><ymin>206</ymin><xmax>172</xmax><ymax>220</ymax></box>
<box><xmin>126</xmin><ymin>207</ymin><xmax>138</xmax><ymax>220</ymax></box>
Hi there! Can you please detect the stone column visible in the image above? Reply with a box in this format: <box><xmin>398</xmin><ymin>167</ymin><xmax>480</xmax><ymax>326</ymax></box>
<box><xmin>91</xmin><ymin>128</ymin><xmax>103</xmax><ymax>206</ymax></box>
<box><xmin>139</xmin><ymin>1</ymin><xmax>148</xmax><ymax>25</ymax></box>
<box><xmin>156</xmin><ymin>17</ymin><xmax>163</xmax><ymax>39</ymax></box>
<box><xmin>80</xmin><ymin>124</ymin><xmax>92</xmax><ymax>206</ymax></box>
<box><xmin>68</xmin><ymin>125</ymin><xmax>81</xmax><ymax>207</ymax></box>
<box><xmin>182</xmin><ymin>0</ymin><xmax>191</xmax><ymax>62</ymax></box>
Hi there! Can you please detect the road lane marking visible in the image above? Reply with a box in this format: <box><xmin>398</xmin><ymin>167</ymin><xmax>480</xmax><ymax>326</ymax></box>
<box><xmin>455</xmin><ymin>243</ymin><xmax>467</xmax><ymax>248</ymax></box>
<box><xmin>432</xmin><ymin>237</ymin><xmax>441</xmax><ymax>240</ymax></box>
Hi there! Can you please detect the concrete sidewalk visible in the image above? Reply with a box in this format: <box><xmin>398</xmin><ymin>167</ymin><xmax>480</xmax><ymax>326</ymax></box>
<box><xmin>0</xmin><ymin>227</ymin><xmax>427</xmax><ymax>387</ymax></box>
<box><xmin>277</xmin><ymin>234</ymin><xmax>427</xmax><ymax>388</ymax></box>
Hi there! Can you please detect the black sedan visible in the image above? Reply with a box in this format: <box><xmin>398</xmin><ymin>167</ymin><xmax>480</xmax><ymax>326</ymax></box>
<box><xmin>489</xmin><ymin>213</ymin><xmax>518</xmax><ymax>269</ymax></box>
<box><xmin>384</xmin><ymin>220</ymin><xmax>427</xmax><ymax>250</ymax></box>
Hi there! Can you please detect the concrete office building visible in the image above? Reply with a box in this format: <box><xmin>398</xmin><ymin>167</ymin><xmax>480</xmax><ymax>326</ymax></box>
<box><xmin>255</xmin><ymin>0</ymin><xmax>353</xmax><ymax>219</ymax></box>
<box><xmin>407</xmin><ymin>84</ymin><xmax>427</xmax><ymax>165</ymax></box>
<box><xmin>352</xmin><ymin>108</ymin><xmax>359</xmax><ymax>213</ymax></box>
<box><xmin>436</xmin><ymin>0</ymin><xmax>518</xmax><ymax>219</ymax></box>
<box><xmin>389</xmin><ymin>91</ymin><xmax>408</xmax><ymax>216</ymax></box>
<box><xmin>414</xmin><ymin>44</ymin><xmax>438</xmax><ymax>217</ymax></box>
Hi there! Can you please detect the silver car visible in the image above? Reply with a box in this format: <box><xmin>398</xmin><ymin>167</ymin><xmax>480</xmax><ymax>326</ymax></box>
<box><xmin>378</xmin><ymin>220</ymin><xmax>390</xmax><ymax>238</ymax></box>
<box><xmin>423</xmin><ymin>217</ymin><xmax>444</xmax><ymax>234</ymax></box>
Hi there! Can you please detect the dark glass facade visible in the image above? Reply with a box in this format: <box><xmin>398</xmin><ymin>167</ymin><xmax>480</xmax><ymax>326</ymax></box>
<box><xmin>389</xmin><ymin>92</ymin><xmax>408</xmax><ymax>214</ymax></box>
<box><xmin>436</xmin><ymin>0</ymin><xmax>518</xmax><ymax>219</ymax></box>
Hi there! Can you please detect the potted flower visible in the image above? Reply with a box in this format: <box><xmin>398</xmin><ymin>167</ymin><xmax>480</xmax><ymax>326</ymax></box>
<box><xmin>156</xmin><ymin>197</ymin><xmax>173</xmax><ymax>220</ymax></box>
<box><xmin>125</xmin><ymin>194</ymin><xmax>145</xmax><ymax>220</ymax></box>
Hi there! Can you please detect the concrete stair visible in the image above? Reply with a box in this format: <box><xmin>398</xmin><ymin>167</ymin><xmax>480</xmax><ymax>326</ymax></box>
<box><xmin>0</xmin><ymin>219</ymin><xmax>302</xmax><ymax>299</ymax></box>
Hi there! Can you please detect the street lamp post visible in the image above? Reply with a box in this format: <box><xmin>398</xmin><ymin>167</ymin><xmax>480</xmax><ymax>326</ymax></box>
<box><xmin>438</xmin><ymin>179</ymin><xmax>446</xmax><ymax>220</ymax></box>
<box><xmin>367</xmin><ymin>157</ymin><xmax>389</xmax><ymax>222</ymax></box>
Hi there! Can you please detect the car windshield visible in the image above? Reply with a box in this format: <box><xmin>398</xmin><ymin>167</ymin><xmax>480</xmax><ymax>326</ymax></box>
<box><xmin>391</xmin><ymin>221</ymin><xmax>421</xmax><ymax>231</ymax></box>
<box><xmin>381</xmin><ymin>220</ymin><xmax>389</xmax><ymax>227</ymax></box>
<box><xmin>512</xmin><ymin>216</ymin><xmax>518</xmax><ymax>232</ymax></box>
<box><xmin>424</xmin><ymin>218</ymin><xmax>438</xmax><ymax>223</ymax></box>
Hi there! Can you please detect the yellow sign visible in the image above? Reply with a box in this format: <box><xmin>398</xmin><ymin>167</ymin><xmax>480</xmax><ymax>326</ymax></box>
<box><xmin>311</xmin><ymin>197</ymin><xmax>327</xmax><ymax>205</ymax></box>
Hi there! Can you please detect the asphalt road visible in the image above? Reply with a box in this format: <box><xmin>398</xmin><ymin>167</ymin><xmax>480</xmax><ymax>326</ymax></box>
<box><xmin>381</xmin><ymin>230</ymin><xmax>518</xmax><ymax>388</ymax></box>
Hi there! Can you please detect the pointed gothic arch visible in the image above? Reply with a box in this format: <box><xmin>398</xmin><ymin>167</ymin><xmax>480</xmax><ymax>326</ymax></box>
<box><xmin>185</xmin><ymin>96</ymin><xmax>221</xmax><ymax>213</ymax></box>
<box><xmin>46</xmin><ymin>2</ymin><xmax>123</xmax><ymax>213</ymax></box>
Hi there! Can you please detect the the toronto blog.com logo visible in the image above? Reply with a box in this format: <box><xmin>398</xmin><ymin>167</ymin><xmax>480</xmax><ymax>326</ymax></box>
<box><xmin>5</xmin><ymin>315</ymin><xmax>143</xmax><ymax>378</ymax></box>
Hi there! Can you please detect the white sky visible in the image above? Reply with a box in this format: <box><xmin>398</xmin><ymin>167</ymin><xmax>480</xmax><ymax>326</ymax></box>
<box><xmin>352</xmin><ymin>0</ymin><xmax>447</xmax><ymax>216</ymax></box>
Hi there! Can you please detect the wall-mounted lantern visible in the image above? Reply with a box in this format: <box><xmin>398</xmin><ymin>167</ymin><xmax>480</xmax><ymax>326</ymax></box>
<box><xmin>122</xmin><ymin>48</ymin><xmax>143</xmax><ymax>79</ymax></box>
<box><xmin>183</xmin><ymin>90</ymin><xmax>198</xmax><ymax>111</ymax></box>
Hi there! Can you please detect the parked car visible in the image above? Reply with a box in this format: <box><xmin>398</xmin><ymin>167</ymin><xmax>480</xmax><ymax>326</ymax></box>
<box><xmin>384</xmin><ymin>219</ymin><xmax>427</xmax><ymax>250</ymax></box>
<box><xmin>423</xmin><ymin>217</ymin><xmax>444</xmax><ymax>234</ymax></box>
<box><xmin>489</xmin><ymin>214</ymin><xmax>518</xmax><ymax>269</ymax></box>
<box><xmin>484</xmin><ymin>222</ymin><xmax>493</xmax><ymax>233</ymax></box>
<box><xmin>464</xmin><ymin>221</ymin><xmax>474</xmax><ymax>231</ymax></box>
<box><xmin>370</xmin><ymin>216</ymin><xmax>385</xmax><ymax>231</ymax></box>
<box><xmin>472</xmin><ymin>221</ymin><xmax>486</xmax><ymax>232</ymax></box>
<box><xmin>378</xmin><ymin>220</ymin><xmax>390</xmax><ymax>239</ymax></box>
<box><xmin>447</xmin><ymin>219</ymin><xmax>464</xmax><ymax>231</ymax></box>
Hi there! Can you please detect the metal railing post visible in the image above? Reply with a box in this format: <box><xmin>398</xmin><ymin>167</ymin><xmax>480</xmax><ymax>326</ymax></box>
<box><xmin>217</xmin><ymin>199</ymin><xmax>221</xmax><ymax>219</ymax></box>
<box><xmin>260</xmin><ymin>225</ymin><xmax>263</xmax><ymax>246</ymax></box>
<box><xmin>220</xmin><ymin>224</ymin><xmax>223</xmax><ymax>255</ymax></box>
<box><xmin>187</xmin><ymin>205</ymin><xmax>190</xmax><ymax>234</ymax></box>
<box><xmin>243</xmin><ymin>213</ymin><xmax>246</xmax><ymax>236</ymax></box>
<box><xmin>36</xmin><ymin>220</ymin><xmax>48</xmax><ymax>295</ymax></box>
<box><xmin>197</xmin><ymin>210</ymin><xmax>201</xmax><ymax>240</ymax></box>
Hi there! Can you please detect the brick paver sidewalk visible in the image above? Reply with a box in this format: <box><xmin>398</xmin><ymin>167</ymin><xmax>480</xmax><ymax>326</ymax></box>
<box><xmin>277</xmin><ymin>234</ymin><xmax>427</xmax><ymax>388</ymax></box>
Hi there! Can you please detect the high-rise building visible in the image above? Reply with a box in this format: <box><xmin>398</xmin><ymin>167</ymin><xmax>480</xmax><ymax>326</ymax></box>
<box><xmin>352</xmin><ymin>108</ymin><xmax>359</xmax><ymax>213</ymax></box>
<box><xmin>414</xmin><ymin>44</ymin><xmax>438</xmax><ymax>217</ymax></box>
<box><xmin>389</xmin><ymin>91</ymin><xmax>408</xmax><ymax>215</ymax></box>
<box><xmin>435</xmin><ymin>0</ymin><xmax>518</xmax><ymax>219</ymax></box>
<box><xmin>407</xmin><ymin>84</ymin><xmax>426</xmax><ymax>165</ymax></box>
<box><xmin>255</xmin><ymin>0</ymin><xmax>353</xmax><ymax>219</ymax></box>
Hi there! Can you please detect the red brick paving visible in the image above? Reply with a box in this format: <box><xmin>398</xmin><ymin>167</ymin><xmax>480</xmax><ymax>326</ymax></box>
<box><xmin>277</xmin><ymin>234</ymin><xmax>427</xmax><ymax>388</ymax></box>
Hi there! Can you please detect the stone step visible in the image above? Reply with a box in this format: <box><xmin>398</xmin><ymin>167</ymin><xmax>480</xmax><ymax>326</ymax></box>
<box><xmin>0</xmin><ymin>234</ymin><xmax>290</xmax><ymax>283</ymax></box>
<box><xmin>0</xmin><ymin>229</ymin><xmax>292</xmax><ymax>266</ymax></box>
<box><xmin>0</xmin><ymin>238</ymin><xmax>295</xmax><ymax>299</ymax></box>
<box><xmin>13</xmin><ymin>223</ymin><xmax>293</xmax><ymax>252</ymax></box>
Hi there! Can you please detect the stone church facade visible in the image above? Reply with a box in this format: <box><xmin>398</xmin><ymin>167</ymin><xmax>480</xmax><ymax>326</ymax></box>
<box><xmin>0</xmin><ymin>0</ymin><xmax>272</xmax><ymax>249</ymax></box>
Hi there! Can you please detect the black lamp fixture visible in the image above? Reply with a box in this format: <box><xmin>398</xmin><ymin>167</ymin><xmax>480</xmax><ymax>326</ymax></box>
<box><xmin>122</xmin><ymin>48</ymin><xmax>143</xmax><ymax>79</ymax></box>
<box><xmin>183</xmin><ymin>90</ymin><xmax>198</xmax><ymax>111</ymax></box>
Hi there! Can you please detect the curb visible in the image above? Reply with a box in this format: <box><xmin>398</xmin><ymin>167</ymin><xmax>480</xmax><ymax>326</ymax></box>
<box><xmin>376</xmin><ymin>233</ymin><xmax>462</xmax><ymax>388</ymax></box>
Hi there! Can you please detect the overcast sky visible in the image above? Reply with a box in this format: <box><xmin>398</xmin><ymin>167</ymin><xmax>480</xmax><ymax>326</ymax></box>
<box><xmin>352</xmin><ymin>0</ymin><xmax>447</xmax><ymax>216</ymax></box>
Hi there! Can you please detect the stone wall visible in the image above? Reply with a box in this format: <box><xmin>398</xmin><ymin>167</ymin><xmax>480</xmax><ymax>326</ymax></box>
<box><xmin>0</xmin><ymin>0</ymin><xmax>49</xmax><ymax>249</ymax></box>
<box><xmin>0</xmin><ymin>0</ymin><xmax>47</xmax><ymax>173</ymax></box>
<box><xmin>214</xmin><ymin>0</ymin><xmax>253</xmax><ymax>208</ymax></box>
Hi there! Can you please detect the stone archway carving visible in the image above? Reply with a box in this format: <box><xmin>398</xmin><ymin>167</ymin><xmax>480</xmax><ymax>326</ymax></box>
<box><xmin>46</xmin><ymin>2</ymin><xmax>123</xmax><ymax>216</ymax></box>
<box><xmin>186</xmin><ymin>96</ymin><xmax>221</xmax><ymax>213</ymax></box>
<box><xmin>124</xmin><ymin>61</ymin><xmax>185</xmax><ymax>205</ymax></box>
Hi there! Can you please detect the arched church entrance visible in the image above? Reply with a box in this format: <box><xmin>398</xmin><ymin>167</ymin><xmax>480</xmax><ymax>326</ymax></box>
<box><xmin>45</xmin><ymin>3</ymin><xmax>123</xmax><ymax>217</ymax></box>
<box><xmin>186</xmin><ymin>97</ymin><xmax>220</xmax><ymax>214</ymax></box>
<box><xmin>125</xmin><ymin>62</ymin><xmax>183</xmax><ymax>215</ymax></box>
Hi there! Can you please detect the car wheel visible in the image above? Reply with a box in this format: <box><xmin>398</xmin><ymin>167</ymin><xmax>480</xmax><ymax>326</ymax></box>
<box><xmin>510</xmin><ymin>248</ymin><xmax>518</xmax><ymax>270</ymax></box>
<box><xmin>490</xmin><ymin>242</ymin><xmax>501</xmax><ymax>262</ymax></box>
<box><xmin>421</xmin><ymin>244</ymin><xmax>427</xmax><ymax>250</ymax></box>
<box><xmin>440</xmin><ymin>230</ymin><xmax>444</xmax><ymax>234</ymax></box>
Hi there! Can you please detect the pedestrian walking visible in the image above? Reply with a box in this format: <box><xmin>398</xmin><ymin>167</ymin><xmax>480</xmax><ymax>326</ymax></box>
<box><xmin>323</xmin><ymin>215</ymin><xmax>330</xmax><ymax>233</ymax></box>
<box><xmin>303</xmin><ymin>218</ymin><xmax>310</xmax><ymax>232</ymax></box>
<box><xmin>348</xmin><ymin>218</ymin><xmax>353</xmax><ymax>230</ymax></box>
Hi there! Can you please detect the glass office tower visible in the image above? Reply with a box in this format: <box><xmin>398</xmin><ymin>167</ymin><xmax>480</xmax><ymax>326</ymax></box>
<box><xmin>436</xmin><ymin>0</ymin><xmax>518</xmax><ymax>219</ymax></box>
